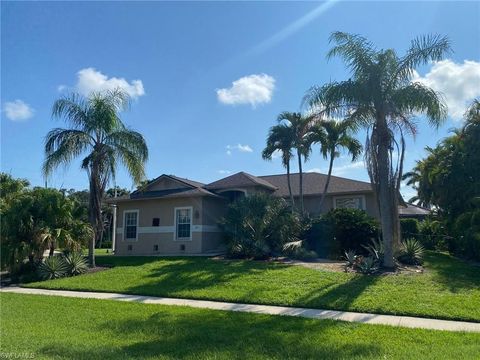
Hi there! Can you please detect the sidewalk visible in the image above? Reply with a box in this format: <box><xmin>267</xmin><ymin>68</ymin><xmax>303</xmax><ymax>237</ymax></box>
<box><xmin>2</xmin><ymin>286</ymin><xmax>480</xmax><ymax>332</ymax></box>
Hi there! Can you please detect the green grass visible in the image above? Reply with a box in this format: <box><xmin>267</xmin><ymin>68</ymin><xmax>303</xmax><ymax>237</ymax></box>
<box><xmin>25</xmin><ymin>252</ymin><xmax>480</xmax><ymax>322</ymax></box>
<box><xmin>82</xmin><ymin>248</ymin><xmax>113</xmax><ymax>256</ymax></box>
<box><xmin>2</xmin><ymin>293</ymin><xmax>479</xmax><ymax>360</ymax></box>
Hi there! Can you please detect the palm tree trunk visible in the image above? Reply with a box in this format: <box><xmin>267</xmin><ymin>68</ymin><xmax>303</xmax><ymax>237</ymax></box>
<box><xmin>88</xmin><ymin>172</ymin><xmax>102</xmax><ymax>268</ymax></box>
<box><xmin>376</xmin><ymin>128</ymin><xmax>395</xmax><ymax>269</ymax></box>
<box><xmin>297</xmin><ymin>149</ymin><xmax>304</xmax><ymax>216</ymax></box>
<box><xmin>319</xmin><ymin>149</ymin><xmax>335</xmax><ymax>211</ymax></box>
<box><xmin>286</xmin><ymin>161</ymin><xmax>294</xmax><ymax>211</ymax></box>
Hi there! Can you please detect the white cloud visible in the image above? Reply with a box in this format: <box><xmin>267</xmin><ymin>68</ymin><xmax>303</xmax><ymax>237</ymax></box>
<box><xmin>412</xmin><ymin>60</ymin><xmax>480</xmax><ymax>121</ymax></box>
<box><xmin>217</xmin><ymin>74</ymin><xmax>275</xmax><ymax>107</ymax></box>
<box><xmin>66</xmin><ymin>68</ymin><xmax>145</xmax><ymax>99</ymax></box>
<box><xmin>308</xmin><ymin>161</ymin><xmax>365</xmax><ymax>176</ymax></box>
<box><xmin>218</xmin><ymin>170</ymin><xmax>232</xmax><ymax>175</ymax></box>
<box><xmin>3</xmin><ymin>100</ymin><xmax>34</xmax><ymax>121</ymax></box>
<box><xmin>271</xmin><ymin>149</ymin><xmax>282</xmax><ymax>159</ymax></box>
<box><xmin>226</xmin><ymin>144</ymin><xmax>253</xmax><ymax>155</ymax></box>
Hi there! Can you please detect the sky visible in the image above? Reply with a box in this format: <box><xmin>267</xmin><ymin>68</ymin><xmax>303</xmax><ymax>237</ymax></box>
<box><xmin>2</xmin><ymin>1</ymin><xmax>480</xmax><ymax>200</ymax></box>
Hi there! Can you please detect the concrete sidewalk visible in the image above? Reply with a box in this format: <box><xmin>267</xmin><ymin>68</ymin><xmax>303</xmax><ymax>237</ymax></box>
<box><xmin>2</xmin><ymin>286</ymin><xmax>480</xmax><ymax>332</ymax></box>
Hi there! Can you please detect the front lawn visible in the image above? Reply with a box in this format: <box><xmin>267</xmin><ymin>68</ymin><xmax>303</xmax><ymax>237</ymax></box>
<box><xmin>25</xmin><ymin>252</ymin><xmax>480</xmax><ymax>322</ymax></box>
<box><xmin>2</xmin><ymin>293</ymin><xmax>479</xmax><ymax>359</ymax></box>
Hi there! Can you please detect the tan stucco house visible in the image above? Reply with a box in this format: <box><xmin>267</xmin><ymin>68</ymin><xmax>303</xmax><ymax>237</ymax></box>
<box><xmin>110</xmin><ymin>171</ymin><xmax>428</xmax><ymax>256</ymax></box>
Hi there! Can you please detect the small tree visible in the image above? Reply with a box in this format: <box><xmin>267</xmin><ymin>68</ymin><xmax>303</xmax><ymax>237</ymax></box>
<box><xmin>221</xmin><ymin>193</ymin><xmax>304</xmax><ymax>259</ymax></box>
<box><xmin>43</xmin><ymin>89</ymin><xmax>148</xmax><ymax>267</ymax></box>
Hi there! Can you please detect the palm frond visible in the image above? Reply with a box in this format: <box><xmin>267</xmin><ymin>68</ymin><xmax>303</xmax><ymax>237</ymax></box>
<box><xmin>43</xmin><ymin>129</ymin><xmax>93</xmax><ymax>176</ymax></box>
<box><xmin>392</xmin><ymin>82</ymin><xmax>448</xmax><ymax>127</ymax></box>
<box><xmin>396</xmin><ymin>34</ymin><xmax>451</xmax><ymax>81</ymax></box>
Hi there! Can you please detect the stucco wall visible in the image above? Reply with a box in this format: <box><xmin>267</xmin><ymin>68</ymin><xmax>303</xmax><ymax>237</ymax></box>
<box><xmin>114</xmin><ymin>195</ymin><xmax>228</xmax><ymax>256</ymax></box>
<box><xmin>301</xmin><ymin>192</ymin><xmax>379</xmax><ymax>218</ymax></box>
<box><xmin>115</xmin><ymin>196</ymin><xmax>204</xmax><ymax>255</ymax></box>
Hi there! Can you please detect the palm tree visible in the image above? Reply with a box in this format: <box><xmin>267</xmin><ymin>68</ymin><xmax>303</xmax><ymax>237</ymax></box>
<box><xmin>306</xmin><ymin>32</ymin><xmax>450</xmax><ymax>268</ymax></box>
<box><xmin>43</xmin><ymin>89</ymin><xmax>148</xmax><ymax>267</ymax></box>
<box><xmin>277</xmin><ymin>112</ymin><xmax>315</xmax><ymax>215</ymax></box>
<box><xmin>262</xmin><ymin>124</ymin><xmax>296</xmax><ymax>209</ymax></box>
<box><xmin>308</xmin><ymin>119</ymin><xmax>362</xmax><ymax>210</ymax></box>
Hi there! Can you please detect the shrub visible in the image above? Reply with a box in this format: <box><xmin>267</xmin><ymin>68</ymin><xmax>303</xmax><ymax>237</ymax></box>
<box><xmin>400</xmin><ymin>218</ymin><xmax>420</xmax><ymax>240</ymax></box>
<box><xmin>64</xmin><ymin>252</ymin><xmax>88</xmax><ymax>276</ymax></box>
<box><xmin>418</xmin><ymin>218</ymin><xmax>445</xmax><ymax>250</ymax></box>
<box><xmin>37</xmin><ymin>256</ymin><xmax>68</xmax><ymax>280</ymax></box>
<box><xmin>306</xmin><ymin>208</ymin><xmax>379</xmax><ymax>259</ymax></box>
<box><xmin>221</xmin><ymin>194</ymin><xmax>304</xmax><ymax>259</ymax></box>
<box><xmin>397</xmin><ymin>238</ymin><xmax>425</xmax><ymax>265</ymax></box>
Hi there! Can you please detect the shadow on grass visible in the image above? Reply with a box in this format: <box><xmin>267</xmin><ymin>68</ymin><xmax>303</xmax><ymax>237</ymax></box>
<box><xmin>296</xmin><ymin>273</ymin><xmax>379</xmax><ymax>310</ymax></box>
<box><xmin>39</xmin><ymin>310</ymin><xmax>382</xmax><ymax>359</ymax></box>
<box><xmin>425</xmin><ymin>252</ymin><xmax>480</xmax><ymax>292</ymax></box>
<box><xmin>124</xmin><ymin>258</ymin><xmax>288</xmax><ymax>297</ymax></box>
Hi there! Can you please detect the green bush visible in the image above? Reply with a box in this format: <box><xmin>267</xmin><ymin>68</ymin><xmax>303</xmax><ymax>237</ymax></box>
<box><xmin>418</xmin><ymin>218</ymin><xmax>445</xmax><ymax>250</ymax></box>
<box><xmin>400</xmin><ymin>218</ymin><xmax>420</xmax><ymax>240</ymax></box>
<box><xmin>306</xmin><ymin>208</ymin><xmax>379</xmax><ymax>259</ymax></box>
<box><xmin>37</xmin><ymin>256</ymin><xmax>69</xmax><ymax>280</ymax></box>
<box><xmin>221</xmin><ymin>193</ymin><xmax>305</xmax><ymax>259</ymax></box>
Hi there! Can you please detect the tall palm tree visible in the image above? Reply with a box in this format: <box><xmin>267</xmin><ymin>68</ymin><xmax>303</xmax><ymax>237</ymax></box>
<box><xmin>262</xmin><ymin>124</ymin><xmax>296</xmax><ymax>209</ymax></box>
<box><xmin>306</xmin><ymin>32</ymin><xmax>450</xmax><ymax>268</ymax></box>
<box><xmin>308</xmin><ymin>119</ymin><xmax>362</xmax><ymax>210</ymax></box>
<box><xmin>43</xmin><ymin>89</ymin><xmax>148</xmax><ymax>267</ymax></box>
<box><xmin>277</xmin><ymin>112</ymin><xmax>315</xmax><ymax>215</ymax></box>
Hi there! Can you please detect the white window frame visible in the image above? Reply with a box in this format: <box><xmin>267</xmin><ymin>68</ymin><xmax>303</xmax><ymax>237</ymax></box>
<box><xmin>123</xmin><ymin>210</ymin><xmax>139</xmax><ymax>242</ymax></box>
<box><xmin>174</xmin><ymin>206</ymin><xmax>193</xmax><ymax>241</ymax></box>
<box><xmin>333</xmin><ymin>195</ymin><xmax>366</xmax><ymax>211</ymax></box>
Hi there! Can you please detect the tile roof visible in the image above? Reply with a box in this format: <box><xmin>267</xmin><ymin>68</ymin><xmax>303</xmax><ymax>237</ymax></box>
<box><xmin>259</xmin><ymin>172</ymin><xmax>372</xmax><ymax>197</ymax></box>
<box><xmin>110</xmin><ymin>187</ymin><xmax>220</xmax><ymax>202</ymax></box>
<box><xmin>205</xmin><ymin>171</ymin><xmax>278</xmax><ymax>191</ymax></box>
<box><xmin>398</xmin><ymin>203</ymin><xmax>431</xmax><ymax>217</ymax></box>
<box><xmin>167</xmin><ymin>175</ymin><xmax>205</xmax><ymax>188</ymax></box>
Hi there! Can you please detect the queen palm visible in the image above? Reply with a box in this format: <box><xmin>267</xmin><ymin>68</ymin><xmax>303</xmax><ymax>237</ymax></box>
<box><xmin>306</xmin><ymin>32</ymin><xmax>450</xmax><ymax>268</ymax></box>
<box><xmin>277</xmin><ymin>111</ymin><xmax>315</xmax><ymax>215</ymax></box>
<box><xmin>309</xmin><ymin>119</ymin><xmax>362</xmax><ymax>210</ymax></box>
<box><xmin>262</xmin><ymin>124</ymin><xmax>296</xmax><ymax>209</ymax></box>
<box><xmin>43</xmin><ymin>89</ymin><xmax>148</xmax><ymax>267</ymax></box>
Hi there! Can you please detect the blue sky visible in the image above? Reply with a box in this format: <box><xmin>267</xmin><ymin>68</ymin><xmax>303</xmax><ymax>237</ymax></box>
<box><xmin>2</xmin><ymin>1</ymin><xmax>480</xmax><ymax>200</ymax></box>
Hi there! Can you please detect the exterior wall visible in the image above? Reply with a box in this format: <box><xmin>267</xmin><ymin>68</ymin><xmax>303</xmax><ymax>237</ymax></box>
<box><xmin>301</xmin><ymin>192</ymin><xmax>379</xmax><ymax>218</ymax></box>
<box><xmin>201</xmin><ymin>197</ymin><xmax>228</xmax><ymax>252</ymax></box>
<box><xmin>115</xmin><ymin>196</ymin><xmax>205</xmax><ymax>255</ymax></box>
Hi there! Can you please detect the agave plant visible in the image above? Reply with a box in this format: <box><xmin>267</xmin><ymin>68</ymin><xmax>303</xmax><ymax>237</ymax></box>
<box><xmin>357</xmin><ymin>256</ymin><xmax>378</xmax><ymax>274</ymax></box>
<box><xmin>37</xmin><ymin>256</ymin><xmax>68</xmax><ymax>280</ymax></box>
<box><xmin>64</xmin><ymin>252</ymin><xmax>89</xmax><ymax>276</ymax></box>
<box><xmin>362</xmin><ymin>238</ymin><xmax>384</xmax><ymax>263</ymax></box>
<box><xmin>398</xmin><ymin>238</ymin><xmax>425</xmax><ymax>265</ymax></box>
<box><xmin>344</xmin><ymin>250</ymin><xmax>357</xmax><ymax>267</ymax></box>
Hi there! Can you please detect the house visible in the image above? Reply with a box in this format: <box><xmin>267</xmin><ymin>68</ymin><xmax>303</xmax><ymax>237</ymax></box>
<box><xmin>109</xmin><ymin>171</ymin><xmax>426</xmax><ymax>256</ymax></box>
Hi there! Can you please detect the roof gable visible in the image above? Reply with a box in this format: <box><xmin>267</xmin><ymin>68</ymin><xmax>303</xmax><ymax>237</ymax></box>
<box><xmin>134</xmin><ymin>174</ymin><xmax>204</xmax><ymax>194</ymax></box>
<box><xmin>206</xmin><ymin>172</ymin><xmax>277</xmax><ymax>191</ymax></box>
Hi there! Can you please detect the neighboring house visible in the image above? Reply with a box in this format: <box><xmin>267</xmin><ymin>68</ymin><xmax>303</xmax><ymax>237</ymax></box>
<box><xmin>109</xmin><ymin>171</ymin><xmax>427</xmax><ymax>256</ymax></box>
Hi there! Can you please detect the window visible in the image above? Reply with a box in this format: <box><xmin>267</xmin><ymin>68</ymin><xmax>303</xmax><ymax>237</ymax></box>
<box><xmin>175</xmin><ymin>207</ymin><xmax>192</xmax><ymax>240</ymax></box>
<box><xmin>334</xmin><ymin>196</ymin><xmax>365</xmax><ymax>210</ymax></box>
<box><xmin>124</xmin><ymin>211</ymin><xmax>138</xmax><ymax>240</ymax></box>
<box><xmin>152</xmin><ymin>218</ymin><xmax>160</xmax><ymax>227</ymax></box>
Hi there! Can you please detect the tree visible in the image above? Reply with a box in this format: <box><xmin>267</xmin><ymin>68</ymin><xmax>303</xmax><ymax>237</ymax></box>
<box><xmin>308</xmin><ymin>119</ymin><xmax>362</xmax><ymax>210</ymax></box>
<box><xmin>262</xmin><ymin>124</ymin><xmax>296</xmax><ymax>209</ymax></box>
<box><xmin>220</xmin><ymin>193</ymin><xmax>303</xmax><ymax>259</ymax></box>
<box><xmin>43</xmin><ymin>89</ymin><xmax>148</xmax><ymax>267</ymax></box>
<box><xmin>277</xmin><ymin>112</ymin><xmax>315</xmax><ymax>215</ymax></box>
<box><xmin>306</xmin><ymin>32</ymin><xmax>450</xmax><ymax>267</ymax></box>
